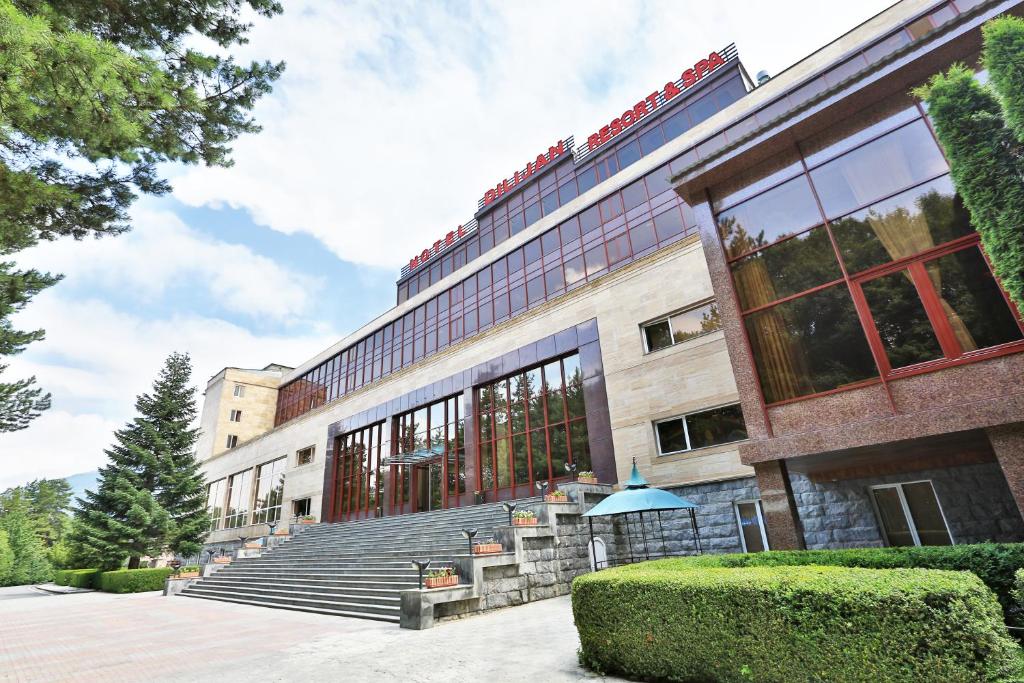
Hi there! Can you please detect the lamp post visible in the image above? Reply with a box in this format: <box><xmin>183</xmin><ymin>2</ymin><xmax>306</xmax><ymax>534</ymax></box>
<box><xmin>169</xmin><ymin>559</ymin><xmax>182</xmax><ymax>577</ymax></box>
<box><xmin>411</xmin><ymin>559</ymin><xmax>431</xmax><ymax>589</ymax></box>
<box><xmin>267</xmin><ymin>520</ymin><xmax>279</xmax><ymax>536</ymax></box>
<box><xmin>460</xmin><ymin>528</ymin><xmax>477</xmax><ymax>556</ymax></box>
<box><xmin>501</xmin><ymin>501</ymin><xmax>516</xmax><ymax>526</ymax></box>
<box><xmin>535</xmin><ymin>481</ymin><xmax>549</xmax><ymax>497</ymax></box>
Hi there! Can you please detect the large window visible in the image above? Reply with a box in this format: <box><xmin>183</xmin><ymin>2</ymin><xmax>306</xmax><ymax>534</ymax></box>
<box><xmin>224</xmin><ymin>468</ymin><xmax>253</xmax><ymax>529</ymax></box>
<box><xmin>390</xmin><ymin>397</ymin><xmax>464</xmax><ymax>514</ymax></box>
<box><xmin>713</xmin><ymin>93</ymin><xmax>1023</xmax><ymax>405</ymax></box>
<box><xmin>655</xmin><ymin>404</ymin><xmax>747</xmax><ymax>455</ymax></box>
<box><xmin>206</xmin><ymin>478</ymin><xmax>226</xmax><ymax>531</ymax></box>
<box><xmin>870</xmin><ymin>481</ymin><xmax>952</xmax><ymax>547</ymax></box>
<box><xmin>478</xmin><ymin>353</ymin><xmax>589</xmax><ymax>496</ymax></box>
<box><xmin>734</xmin><ymin>500</ymin><xmax>769</xmax><ymax>552</ymax></box>
<box><xmin>252</xmin><ymin>457</ymin><xmax>286</xmax><ymax>525</ymax></box>
<box><xmin>643</xmin><ymin>301</ymin><xmax>722</xmax><ymax>352</ymax></box>
<box><xmin>331</xmin><ymin>422</ymin><xmax>387</xmax><ymax>522</ymax></box>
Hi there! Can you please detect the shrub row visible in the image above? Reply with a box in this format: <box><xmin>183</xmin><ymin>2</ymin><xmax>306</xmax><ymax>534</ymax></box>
<box><xmin>573</xmin><ymin>564</ymin><xmax>1021</xmax><ymax>682</ymax></box>
<box><xmin>97</xmin><ymin>568</ymin><xmax>175</xmax><ymax>593</ymax></box>
<box><xmin>53</xmin><ymin>568</ymin><xmax>101</xmax><ymax>589</ymax></box>
<box><xmin>54</xmin><ymin>567</ymin><xmax>175</xmax><ymax>593</ymax></box>
<box><xmin>629</xmin><ymin>543</ymin><xmax>1024</xmax><ymax>624</ymax></box>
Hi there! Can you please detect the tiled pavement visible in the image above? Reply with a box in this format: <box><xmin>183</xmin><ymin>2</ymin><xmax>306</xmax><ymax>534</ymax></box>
<box><xmin>0</xmin><ymin>586</ymin><xmax>616</xmax><ymax>682</ymax></box>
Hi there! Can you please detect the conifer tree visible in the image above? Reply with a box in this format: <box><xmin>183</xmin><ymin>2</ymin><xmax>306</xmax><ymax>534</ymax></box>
<box><xmin>72</xmin><ymin>352</ymin><xmax>208</xmax><ymax>568</ymax></box>
<box><xmin>915</xmin><ymin>16</ymin><xmax>1024</xmax><ymax>310</ymax></box>
<box><xmin>0</xmin><ymin>528</ymin><xmax>13</xmax><ymax>585</ymax></box>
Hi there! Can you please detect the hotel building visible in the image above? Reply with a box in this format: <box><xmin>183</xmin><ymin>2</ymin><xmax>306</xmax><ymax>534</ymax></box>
<box><xmin>197</xmin><ymin>0</ymin><xmax>1024</xmax><ymax>556</ymax></box>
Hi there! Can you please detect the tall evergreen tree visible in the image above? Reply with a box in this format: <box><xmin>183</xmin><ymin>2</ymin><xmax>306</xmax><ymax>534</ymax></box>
<box><xmin>0</xmin><ymin>0</ymin><xmax>283</xmax><ymax>430</ymax></box>
<box><xmin>72</xmin><ymin>352</ymin><xmax>208</xmax><ymax>568</ymax></box>
<box><xmin>915</xmin><ymin>16</ymin><xmax>1024</xmax><ymax>311</ymax></box>
<box><xmin>0</xmin><ymin>528</ymin><xmax>13</xmax><ymax>585</ymax></box>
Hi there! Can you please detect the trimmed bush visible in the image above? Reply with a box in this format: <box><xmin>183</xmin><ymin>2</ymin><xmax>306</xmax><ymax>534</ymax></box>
<box><xmin>53</xmin><ymin>568</ymin><xmax>101</xmax><ymax>589</ymax></box>
<box><xmin>624</xmin><ymin>543</ymin><xmax>1024</xmax><ymax>624</ymax></box>
<box><xmin>573</xmin><ymin>564</ymin><xmax>1021</xmax><ymax>682</ymax></box>
<box><xmin>97</xmin><ymin>568</ymin><xmax>174</xmax><ymax>593</ymax></box>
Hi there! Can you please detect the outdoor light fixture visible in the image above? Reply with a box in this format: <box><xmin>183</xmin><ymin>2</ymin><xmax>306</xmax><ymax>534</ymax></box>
<box><xmin>169</xmin><ymin>559</ymin><xmax>182</xmax><ymax>577</ymax></box>
<box><xmin>501</xmin><ymin>501</ymin><xmax>517</xmax><ymax>526</ymax></box>
<box><xmin>267</xmin><ymin>520</ymin><xmax>279</xmax><ymax>536</ymax></box>
<box><xmin>565</xmin><ymin>462</ymin><xmax>578</xmax><ymax>480</ymax></box>
<box><xmin>411</xmin><ymin>559</ymin><xmax>431</xmax><ymax>589</ymax></box>
<box><xmin>460</xmin><ymin>528</ymin><xmax>478</xmax><ymax>556</ymax></box>
<box><xmin>535</xmin><ymin>481</ymin><xmax>549</xmax><ymax>496</ymax></box>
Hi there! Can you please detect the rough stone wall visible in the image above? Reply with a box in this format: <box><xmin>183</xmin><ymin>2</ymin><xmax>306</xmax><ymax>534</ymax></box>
<box><xmin>790</xmin><ymin>462</ymin><xmax>1024</xmax><ymax>549</ymax></box>
<box><xmin>656</xmin><ymin>477</ymin><xmax>760</xmax><ymax>556</ymax></box>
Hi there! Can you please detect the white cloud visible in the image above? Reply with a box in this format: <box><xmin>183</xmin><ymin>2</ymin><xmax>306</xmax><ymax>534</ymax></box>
<box><xmin>0</xmin><ymin>293</ymin><xmax>339</xmax><ymax>485</ymax></box>
<box><xmin>16</xmin><ymin>204</ymin><xmax>323</xmax><ymax>322</ymax></box>
<box><xmin>173</xmin><ymin>0</ymin><xmax>893</xmax><ymax>269</ymax></box>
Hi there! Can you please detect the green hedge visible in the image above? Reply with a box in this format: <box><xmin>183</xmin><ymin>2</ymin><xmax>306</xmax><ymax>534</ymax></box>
<box><xmin>97</xmin><ymin>568</ymin><xmax>174</xmax><ymax>593</ymax></box>
<box><xmin>573</xmin><ymin>564</ymin><xmax>1021</xmax><ymax>682</ymax></box>
<box><xmin>628</xmin><ymin>543</ymin><xmax>1024</xmax><ymax>624</ymax></box>
<box><xmin>53</xmin><ymin>568</ymin><xmax>101</xmax><ymax>589</ymax></box>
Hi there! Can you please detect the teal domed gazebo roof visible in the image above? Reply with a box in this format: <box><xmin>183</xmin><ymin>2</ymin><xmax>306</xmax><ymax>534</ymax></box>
<box><xmin>582</xmin><ymin>461</ymin><xmax>697</xmax><ymax>517</ymax></box>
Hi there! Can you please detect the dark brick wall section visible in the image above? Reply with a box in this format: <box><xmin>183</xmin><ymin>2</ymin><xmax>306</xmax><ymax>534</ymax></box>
<box><xmin>989</xmin><ymin>423</ymin><xmax>1024</xmax><ymax>520</ymax></box>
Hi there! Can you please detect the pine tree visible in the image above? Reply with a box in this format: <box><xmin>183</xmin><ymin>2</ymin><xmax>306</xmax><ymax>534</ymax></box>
<box><xmin>0</xmin><ymin>528</ymin><xmax>13</xmax><ymax>585</ymax></box>
<box><xmin>71</xmin><ymin>352</ymin><xmax>208</xmax><ymax>568</ymax></box>
<box><xmin>0</xmin><ymin>508</ymin><xmax>50</xmax><ymax>585</ymax></box>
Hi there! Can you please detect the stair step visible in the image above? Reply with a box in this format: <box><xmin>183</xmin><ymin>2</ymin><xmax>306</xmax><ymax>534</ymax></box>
<box><xmin>179</xmin><ymin>592</ymin><xmax>401</xmax><ymax>623</ymax></box>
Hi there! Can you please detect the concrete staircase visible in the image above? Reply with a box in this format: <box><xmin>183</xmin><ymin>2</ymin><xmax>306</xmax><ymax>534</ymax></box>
<box><xmin>179</xmin><ymin>501</ymin><xmax>534</xmax><ymax>623</ymax></box>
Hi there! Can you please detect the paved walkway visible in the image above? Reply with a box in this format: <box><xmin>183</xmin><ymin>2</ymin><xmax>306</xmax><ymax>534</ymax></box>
<box><xmin>0</xmin><ymin>586</ymin><xmax>620</xmax><ymax>682</ymax></box>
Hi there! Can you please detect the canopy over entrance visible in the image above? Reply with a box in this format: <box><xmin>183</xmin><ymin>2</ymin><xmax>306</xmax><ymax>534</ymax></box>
<box><xmin>582</xmin><ymin>460</ymin><xmax>702</xmax><ymax>568</ymax></box>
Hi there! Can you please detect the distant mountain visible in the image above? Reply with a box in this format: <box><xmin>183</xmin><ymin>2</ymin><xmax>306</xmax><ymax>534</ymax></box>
<box><xmin>65</xmin><ymin>470</ymin><xmax>99</xmax><ymax>507</ymax></box>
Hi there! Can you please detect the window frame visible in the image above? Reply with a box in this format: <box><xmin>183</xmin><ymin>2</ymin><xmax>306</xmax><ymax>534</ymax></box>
<box><xmin>251</xmin><ymin>456</ymin><xmax>287</xmax><ymax>525</ymax></box>
<box><xmin>225</xmin><ymin>434</ymin><xmax>238</xmax><ymax>449</ymax></box>
<box><xmin>229</xmin><ymin>409</ymin><xmax>242</xmax><ymax>422</ymax></box>
<box><xmin>868</xmin><ymin>480</ymin><xmax>954</xmax><ymax>547</ymax></box>
<box><xmin>641</xmin><ymin>299</ymin><xmax>721</xmax><ymax>354</ymax></box>
<box><xmin>296</xmin><ymin>446</ymin><xmax>315</xmax><ymax>467</ymax></box>
<box><xmin>733</xmin><ymin>499</ymin><xmax>770</xmax><ymax>552</ymax></box>
<box><xmin>233</xmin><ymin>384</ymin><xmax>245</xmax><ymax>398</ymax></box>
<box><xmin>654</xmin><ymin>403</ymin><xmax>748</xmax><ymax>456</ymax></box>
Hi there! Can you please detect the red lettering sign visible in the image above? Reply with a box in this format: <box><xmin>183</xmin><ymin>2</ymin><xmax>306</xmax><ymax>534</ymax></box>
<box><xmin>585</xmin><ymin>51</ymin><xmax>727</xmax><ymax>156</ymax></box>
<box><xmin>481</xmin><ymin>140</ymin><xmax>567</xmax><ymax>206</ymax></box>
<box><xmin>407</xmin><ymin>224</ymin><xmax>471</xmax><ymax>273</ymax></box>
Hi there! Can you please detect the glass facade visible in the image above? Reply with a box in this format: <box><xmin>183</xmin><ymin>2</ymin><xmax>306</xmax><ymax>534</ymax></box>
<box><xmin>712</xmin><ymin>93</ymin><xmax>1023</xmax><ymax>405</ymax></box>
<box><xmin>330</xmin><ymin>422</ymin><xmax>386</xmax><ymax>522</ymax></box>
<box><xmin>390</xmin><ymin>396</ymin><xmax>465</xmax><ymax>515</ymax></box>
<box><xmin>477</xmin><ymin>353</ymin><xmax>589</xmax><ymax>498</ymax></box>
<box><xmin>224</xmin><ymin>468</ymin><xmax>253</xmax><ymax>529</ymax></box>
<box><xmin>206</xmin><ymin>478</ymin><xmax>226</xmax><ymax>531</ymax></box>
<box><xmin>252</xmin><ymin>457</ymin><xmax>286</xmax><ymax>524</ymax></box>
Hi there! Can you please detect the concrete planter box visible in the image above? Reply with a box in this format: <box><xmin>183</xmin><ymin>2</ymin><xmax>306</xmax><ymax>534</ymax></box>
<box><xmin>472</xmin><ymin>543</ymin><xmax>502</xmax><ymax>555</ymax></box>
<box><xmin>425</xmin><ymin>575</ymin><xmax>458</xmax><ymax>589</ymax></box>
<box><xmin>512</xmin><ymin>517</ymin><xmax>538</xmax><ymax>526</ymax></box>
<box><xmin>544</xmin><ymin>494</ymin><xmax>569</xmax><ymax>503</ymax></box>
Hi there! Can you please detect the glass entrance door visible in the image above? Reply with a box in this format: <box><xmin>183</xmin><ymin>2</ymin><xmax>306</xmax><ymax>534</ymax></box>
<box><xmin>414</xmin><ymin>459</ymin><xmax>443</xmax><ymax>513</ymax></box>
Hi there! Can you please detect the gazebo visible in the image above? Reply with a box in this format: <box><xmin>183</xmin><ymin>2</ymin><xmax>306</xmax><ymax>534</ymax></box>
<box><xmin>582</xmin><ymin>460</ymin><xmax>702</xmax><ymax>569</ymax></box>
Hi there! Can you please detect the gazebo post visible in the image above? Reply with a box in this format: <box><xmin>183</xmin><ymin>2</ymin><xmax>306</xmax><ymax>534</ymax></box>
<box><xmin>688</xmin><ymin>508</ymin><xmax>703</xmax><ymax>555</ymax></box>
<box><xmin>639</xmin><ymin>510</ymin><xmax>649</xmax><ymax>560</ymax></box>
<box><xmin>588</xmin><ymin>516</ymin><xmax>597</xmax><ymax>571</ymax></box>
<box><xmin>623</xmin><ymin>514</ymin><xmax>635</xmax><ymax>564</ymax></box>
<box><xmin>657</xmin><ymin>510</ymin><xmax>667</xmax><ymax>558</ymax></box>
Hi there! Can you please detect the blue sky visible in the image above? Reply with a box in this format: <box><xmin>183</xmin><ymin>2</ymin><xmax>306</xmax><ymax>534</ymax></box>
<box><xmin>0</xmin><ymin>0</ymin><xmax>894</xmax><ymax>488</ymax></box>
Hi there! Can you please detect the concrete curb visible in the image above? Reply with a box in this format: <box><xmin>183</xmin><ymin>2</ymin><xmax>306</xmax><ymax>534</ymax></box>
<box><xmin>33</xmin><ymin>583</ymin><xmax>95</xmax><ymax>595</ymax></box>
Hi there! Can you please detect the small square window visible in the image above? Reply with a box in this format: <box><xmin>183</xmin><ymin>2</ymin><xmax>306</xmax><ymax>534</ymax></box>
<box><xmin>642</xmin><ymin>301</ymin><xmax>722</xmax><ymax>353</ymax></box>
<box><xmin>296</xmin><ymin>446</ymin><xmax>315</xmax><ymax>466</ymax></box>
<box><xmin>229</xmin><ymin>409</ymin><xmax>242</xmax><ymax>422</ymax></box>
<box><xmin>655</xmin><ymin>404</ymin><xmax>747</xmax><ymax>456</ymax></box>
<box><xmin>293</xmin><ymin>498</ymin><xmax>312</xmax><ymax>517</ymax></box>
<box><xmin>233</xmin><ymin>384</ymin><xmax>245</xmax><ymax>398</ymax></box>
<box><xmin>225</xmin><ymin>435</ymin><xmax>238</xmax><ymax>449</ymax></box>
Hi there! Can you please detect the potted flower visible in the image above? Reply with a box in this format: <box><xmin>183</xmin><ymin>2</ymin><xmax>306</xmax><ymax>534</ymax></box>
<box><xmin>425</xmin><ymin>566</ymin><xmax>458</xmax><ymax>589</ymax></box>
<box><xmin>212</xmin><ymin>555</ymin><xmax>232</xmax><ymax>564</ymax></box>
<box><xmin>473</xmin><ymin>540</ymin><xmax>503</xmax><ymax>555</ymax></box>
<box><xmin>545</xmin><ymin>489</ymin><xmax>569</xmax><ymax>503</ymax></box>
<box><xmin>512</xmin><ymin>509</ymin><xmax>538</xmax><ymax>526</ymax></box>
<box><xmin>577</xmin><ymin>470</ymin><xmax>598</xmax><ymax>485</ymax></box>
<box><xmin>175</xmin><ymin>565</ymin><xmax>200</xmax><ymax>579</ymax></box>
<box><xmin>298</xmin><ymin>515</ymin><xmax>317</xmax><ymax>525</ymax></box>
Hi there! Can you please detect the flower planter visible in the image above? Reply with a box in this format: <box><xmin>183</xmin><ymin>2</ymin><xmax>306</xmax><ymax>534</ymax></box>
<box><xmin>512</xmin><ymin>517</ymin><xmax>538</xmax><ymax>526</ymax></box>
<box><xmin>173</xmin><ymin>571</ymin><xmax>200</xmax><ymax>579</ymax></box>
<box><xmin>298</xmin><ymin>518</ymin><xmax>316</xmax><ymax>525</ymax></box>
<box><xmin>273</xmin><ymin>530</ymin><xmax>290</xmax><ymax>536</ymax></box>
<box><xmin>472</xmin><ymin>543</ymin><xmax>503</xmax><ymax>555</ymax></box>
<box><xmin>243</xmin><ymin>542</ymin><xmax>262</xmax><ymax>549</ymax></box>
<box><xmin>212</xmin><ymin>556</ymin><xmax>232</xmax><ymax>564</ymax></box>
<box><xmin>425</xmin><ymin>574</ymin><xmax>458</xmax><ymax>589</ymax></box>
<box><xmin>577</xmin><ymin>476</ymin><xmax>599</xmax><ymax>485</ymax></box>
<box><xmin>545</xmin><ymin>494</ymin><xmax>569</xmax><ymax>503</ymax></box>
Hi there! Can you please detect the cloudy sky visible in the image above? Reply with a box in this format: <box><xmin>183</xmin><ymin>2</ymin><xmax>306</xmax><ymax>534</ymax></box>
<box><xmin>0</xmin><ymin>0</ymin><xmax>895</xmax><ymax>489</ymax></box>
